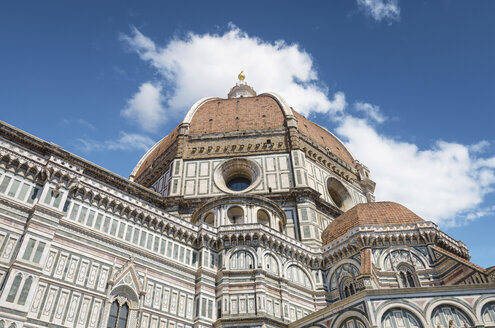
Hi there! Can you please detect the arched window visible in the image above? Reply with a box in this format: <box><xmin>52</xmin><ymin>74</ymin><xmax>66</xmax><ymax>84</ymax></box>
<box><xmin>6</xmin><ymin>273</ymin><xmax>22</xmax><ymax>303</ymax></box>
<box><xmin>432</xmin><ymin>305</ymin><xmax>473</xmax><ymax>328</ymax></box>
<box><xmin>396</xmin><ymin>264</ymin><xmax>418</xmax><ymax>288</ymax></box>
<box><xmin>339</xmin><ymin>317</ymin><xmax>366</xmax><ymax>328</ymax></box>
<box><xmin>382</xmin><ymin>308</ymin><xmax>422</xmax><ymax>328</ymax></box>
<box><xmin>204</xmin><ymin>212</ymin><xmax>215</xmax><ymax>226</ymax></box>
<box><xmin>329</xmin><ymin>263</ymin><xmax>360</xmax><ymax>294</ymax></box>
<box><xmin>107</xmin><ymin>300</ymin><xmax>129</xmax><ymax>328</ymax></box>
<box><xmin>18</xmin><ymin>276</ymin><xmax>33</xmax><ymax>305</ymax></box>
<box><xmin>257</xmin><ymin>209</ymin><xmax>270</xmax><ymax>227</ymax></box>
<box><xmin>339</xmin><ymin>276</ymin><xmax>357</xmax><ymax>299</ymax></box>
<box><xmin>286</xmin><ymin>265</ymin><xmax>312</xmax><ymax>289</ymax></box>
<box><xmin>0</xmin><ymin>320</ymin><xmax>4</xmax><ymax>328</ymax></box>
<box><xmin>227</xmin><ymin>206</ymin><xmax>244</xmax><ymax>225</ymax></box>
<box><xmin>264</xmin><ymin>254</ymin><xmax>279</xmax><ymax>275</ymax></box>
<box><xmin>482</xmin><ymin>302</ymin><xmax>495</xmax><ymax>325</ymax></box>
<box><xmin>118</xmin><ymin>303</ymin><xmax>129</xmax><ymax>328</ymax></box>
<box><xmin>230</xmin><ymin>251</ymin><xmax>254</xmax><ymax>270</ymax></box>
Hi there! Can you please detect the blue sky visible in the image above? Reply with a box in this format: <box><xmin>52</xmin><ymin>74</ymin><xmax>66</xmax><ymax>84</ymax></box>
<box><xmin>1</xmin><ymin>1</ymin><xmax>494</xmax><ymax>267</ymax></box>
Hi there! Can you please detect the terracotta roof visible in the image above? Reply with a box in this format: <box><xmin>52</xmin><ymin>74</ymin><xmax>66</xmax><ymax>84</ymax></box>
<box><xmin>131</xmin><ymin>94</ymin><xmax>357</xmax><ymax>182</ymax></box>
<box><xmin>293</xmin><ymin>110</ymin><xmax>355</xmax><ymax>166</ymax></box>
<box><xmin>188</xmin><ymin>96</ymin><xmax>286</xmax><ymax>134</ymax></box>
<box><xmin>321</xmin><ymin>202</ymin><xmax>424</xmax><ymax>246</ymax></box>
<box><xmin>132</xmin><ymin>124</ymin><xmax>180</xmax><ymax>179</ymax></box>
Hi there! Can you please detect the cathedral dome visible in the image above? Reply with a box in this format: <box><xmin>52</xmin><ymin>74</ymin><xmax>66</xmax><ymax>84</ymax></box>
<box><xmin>321</xmin><ymin>201</ymin><xmax>424</xmax><ymax>245</ymax></box>
<box><xmin>130</xmin><ymin>85</ymin><xmax>356</xmax><ymax>185</ymax></box>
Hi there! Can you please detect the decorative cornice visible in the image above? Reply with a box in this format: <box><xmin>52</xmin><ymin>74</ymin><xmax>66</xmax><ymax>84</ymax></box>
<box><xmin>321</xmin><ymin>221</ymin><xmax>471</xmax><ymax>265</ymax></box>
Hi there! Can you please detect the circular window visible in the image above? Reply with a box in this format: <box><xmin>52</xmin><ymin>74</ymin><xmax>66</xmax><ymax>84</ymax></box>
<box><xmin>214</xmin><ymin>158</ymin><xmax>262</xmax><ymax>194</ymax></box>
<box><xmin>327</xmin><ymin>177</ymin><xmax>352</xmax><ymax>210</ymax></box>
<box><xmin>227</xmin><ymin>176</ymin><xmax>251</xmax><ymax>191</ymax></box>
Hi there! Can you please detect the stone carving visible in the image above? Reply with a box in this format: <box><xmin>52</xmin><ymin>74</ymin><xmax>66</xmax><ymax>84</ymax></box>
<box><xmin>66</xmin><ymin>294</ymin><xmax>80</xmax><ymax>322</ymax></box>
<box><xmin>384</xmin><ymin>250</ymin><xmax>425</xmax><ymax>271</ymax></box>
<box><xmin>42</xmin><ymin>288</ymin><xmax>56</xmax><ymax>316</ymax></box>
<box><xmin>43</xmin><ymin>251</ymin><xmax>56</xmax><ymax>272</ymax></box>
<box><xmin>30</xmin><ymin>285</ymin><xmax>45</xmax><ymax>313</ymax></box>
<box><xmin>54</xmin><ymin>292</ymin><xmax>68</xmax><ymax>319</ymax></box>
<box><xmin>2</xmin><ymin>238</ymin><xmax>15</xmax><ymax>259</ymax></box>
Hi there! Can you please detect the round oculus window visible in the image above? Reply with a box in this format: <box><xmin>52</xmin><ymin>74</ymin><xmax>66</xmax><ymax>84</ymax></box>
<box><xmin>226</xmin><ymin>176</ymin><xmax>251</xmax><ymax>191</ymax></box>
<box><xmin>213</xmin><ymin>158</ymin><xmax>262</xmax><ymax>194</ymax></box>
<box><xmin>327</xmin><ymin>177</ymin><xmax>352</xmax><ymax>210</ymax></box>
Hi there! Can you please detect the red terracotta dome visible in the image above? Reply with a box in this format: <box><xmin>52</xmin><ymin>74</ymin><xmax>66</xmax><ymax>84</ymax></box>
<box><xmin>130</xmin><ymin>92</ymin><xmax>356</xmax><ymax>183</ymax></box>
<box><xmin>321</xmin><ymin>202</ymin><xmax>424</xmax><ymax>246</ymax></box>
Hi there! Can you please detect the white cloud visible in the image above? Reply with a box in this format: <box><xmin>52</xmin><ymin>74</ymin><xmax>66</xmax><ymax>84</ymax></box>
<box><xmin>121</xmin><ymin>82</ymin><xmax>166</xmax><ymax>133</ymax></box>
<box><xmin>120</xmin><ymin>25</ymin><xmax>495</xmax><ymax>226</ymax></box>
<box><xmin>336</xmin><ymin>116</ymin><xmax>495</xmax><ymax>226</ymax></box>
<box><xmin>77</xmin><ymin>132</ymin><xmax>155</xmax><ymax>152</ymax></box>
<box><xmin>60</xmin><ymin>118</ymin><xmax>96</xmax><ymax>130</ymax></box>
<box><xmin>470</xmin><ymin>140</ymin><xmax>490</xmax><ymax>154</ymax></box>
<box><xmin>120</xmin><ymin>25</ymin><xmax>344</xmax><ymax>117</ymax></box>
<box><xmin>356</xmin><ymin>0</ymin><xmax>400</xmax><ymax>23</ymax></box>
<box><xmin>354</xmin><ymin>102</ymin><xmax>386</xmax><ymax>123</ymax></box>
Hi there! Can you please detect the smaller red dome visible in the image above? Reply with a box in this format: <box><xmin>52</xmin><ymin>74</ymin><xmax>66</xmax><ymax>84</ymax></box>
<box><xmin>321</xmin><ymin>202</ymin><xmax>423</xmax><ymax>245</ymax></box>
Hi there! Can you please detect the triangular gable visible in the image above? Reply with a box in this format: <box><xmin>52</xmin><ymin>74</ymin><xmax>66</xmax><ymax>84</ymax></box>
<box><xmin>111</xmin><ymin>254</ymin><xmax>144</xmax><ymax>295</ymax></box>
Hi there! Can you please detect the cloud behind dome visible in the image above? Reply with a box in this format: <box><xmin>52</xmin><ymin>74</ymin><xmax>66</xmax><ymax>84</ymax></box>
<box><xmin>120</xmin><ymin>25</ymin><xmax>495</xmax><ymax>227</ymax></box>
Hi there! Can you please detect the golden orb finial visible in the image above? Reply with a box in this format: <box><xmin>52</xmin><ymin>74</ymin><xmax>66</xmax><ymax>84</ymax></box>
<box><xmin>238</xmin><ymin>70</ymin><xmax>245</xmax><ymax>81</ymax></box>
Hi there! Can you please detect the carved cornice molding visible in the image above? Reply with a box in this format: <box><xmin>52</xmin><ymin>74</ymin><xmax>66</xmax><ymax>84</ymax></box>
<box><xmin>321</xmin><ymin>221</ymin><xmax>470</xmax><ymax>266</ymax></box>
<box><xmin>0</xmin><ymin>120</ymin><xmax>168</xmax><ymax>209</ymax></box>
<box><xmin>299</xmin><ymin>134</ymin><xmax>357</xmax><ymax>177</ymax></box>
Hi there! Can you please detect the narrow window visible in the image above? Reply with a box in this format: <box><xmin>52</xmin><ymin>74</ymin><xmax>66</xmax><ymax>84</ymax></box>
<box><xmin>107</xmin><ymin>300</ymin><xmax>119</xmax><ymax>328</ymax></box>
<box><xmin>22</xmin><ymin>239</ymin><xmax>36</xmax><ymax>260</ymax></box>
<box><xmin>201</xmin><ymin>298</ymin><xmax>207</xmax><ymax>317</ymax></box>
<box><xmin>69</xmin><ymin>204</ymin><xmax>80</xmax><ymax>220</ymax></box>
<box><xmin>344</xmin><ymin>286</ymin><xmax>350</xmax><ymax>298</ymax></box>
<box><xmin>140</xmin><ymin>231</ymin><xmax>147</xmax><ymax>247</ymax></box>
<box><xmin>17</xmin><ymin>276</ymin><xmax>33</xmax><ymax>305</ymax></box>
<box><xmin>103</xmin><ymin>216</ymin><xmax>111</xmax><ymax>233</ymax></box>
<box><xmin>0</xmin><ymin>176</ymin><xmax>11</xmax><ymax>193</ymax></box>
<box><xmin>117</xmin><ymin>303</ymin><xmax>129</xmax><ymax>328</ymax></box>
<box><xmin>18</xmin><ymin>183</ymin><xmax>30</xmax><ymax>201</ymax></box>
<box><xmin>207</xmin><ymin>300</ymin><xmax>213</xmax><ymax>318</ymax></box>
<box><xmin>400</xmin><ymin>272</ymin><xmax>407</xmax><ymax>287</ymax></box>
<box><xmin>32</xmin><ymin>242</ymin><xmax>45</xmax><ymax>263</ymax></box>
<box><xmin>125</xmin><ymin>225</ymin><xmax>132</xmax><ymax>242</ymax></box>
<box><xmin>86</xmin><ymin>210</ymin><xmax>96</xmax><ymax>227</ymax></box>
<box><xmin>406</xmin><ymin>272</ymin><xmax>416</xmax><ymax>287</ymax></box>
<box><xmin>107</xmin><ymin>300</ymin><xmax>129</xmax><ymax>328</ymax></box>
<box><xmin>78</xmin><ymin>207</ymin><xmax>88</xmax><ymax>223</ymax></box>
<box><xmin>6</xmin><ymin>274</ymin><xmax>22</xmax><ymax>302</ymax></box>
<box><xmin>95</xmin><ymin>213</ymin><xmax>103</xmax><ymax>230</ymax></box>
<box><xmin>111</xmin><ymin>219</ymin><xmax>118</xmax><ymax>236</ymax></box>
<box><xmin>118</xmin><ymin>222</ymin><xmax>125</xmax><ymax>239</ymax></box>
<box><xmin>27</xmin><ymin>186</ymin><xmax>40</xmax><ymax>204</ymax></box>
<box><xmin>8</xmin><ymin>180</ymin><xmax>20</xmax><ymax>197</ymax></box>
<box><xmin>132</xmin><ymin>228</ymin><xmax>140</xmax><ymax>244</ymax></box>
<box><xmin>52</xmin><ymin>191</ymin><xmax>61</xmax><ymax>208</ymax></box>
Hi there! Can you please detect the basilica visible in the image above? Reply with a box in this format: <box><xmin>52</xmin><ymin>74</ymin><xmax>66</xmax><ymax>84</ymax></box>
<box><xmin>0</xmin><ymin>75</ymin><xmax>494</xmax><ymax>328</ymax></box>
